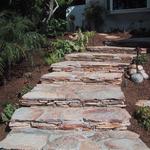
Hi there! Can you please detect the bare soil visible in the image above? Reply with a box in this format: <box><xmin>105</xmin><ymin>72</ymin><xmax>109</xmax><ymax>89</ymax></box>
<box><xmin>0</xmin><ymin>53</ymin><xmax>50</xmax><ymax>140</ymax></box>
<box><xmin>122</xmin><ymin>55</ymin><xmax>150</xmax><ymax>147</ymax></box>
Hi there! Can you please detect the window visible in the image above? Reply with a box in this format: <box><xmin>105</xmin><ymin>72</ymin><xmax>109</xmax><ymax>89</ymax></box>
<box><xmin>112</xmin><ymin>0</ymin><xmax>147</xmax><ymax>10</ymax></box>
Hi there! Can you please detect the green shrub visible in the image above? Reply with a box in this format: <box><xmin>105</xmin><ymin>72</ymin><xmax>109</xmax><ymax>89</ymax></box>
<box><xmin>0</xmin><ymin>12</ymin><xmax>47</xmax><ymax>77</ymax></box>
<box><xmin>0</xmin><ymin>57</ymin><xmax>4</xmax><ymax>76</ymax></box>
<box><xmin>44</xmin><ymin>39</ymin><xmax>79</xmax><ymax>65</ymax></box>
<box><xmin>135</xmin><ymin>106</ymin><xmax>150</xmax><ymax>130</ymax></box>
<box><xmin>133</xmin><ymin>54</ymin><xmax>148</xmax><ymax>65</ymax></box>
<box><xmin>0</xmin><ymin>104</ymin><xmax>16</xmax><ymax>123</ymax></box>
<box><xmin>44</xmin><ymin>30</ymin><xmax>95</xmax><ymax>65</ymax></box>
<box><xmin>47</xmin><ymin>19</ymin><xmax>67</xmax><ymax>37</ymax></box>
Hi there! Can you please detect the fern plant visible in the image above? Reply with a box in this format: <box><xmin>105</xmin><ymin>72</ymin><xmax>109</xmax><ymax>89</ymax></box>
<box><xmin>0</xmin><ymin>104</ymin><xmax>16</xmax><ymax>123</ymax></box>
<box><xmin>0</xmin><ymin>11</ymin><xmax>47</xmax><ymax>77</ymax></box>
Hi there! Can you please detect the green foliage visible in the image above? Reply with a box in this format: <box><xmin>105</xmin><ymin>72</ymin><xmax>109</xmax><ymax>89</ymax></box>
<box><xmin>48</xmin><ymin>18</ymin><xmax>67</xmax><ymax>37</ymax></box>
<box><xmin>0</xmin><ymin>12</ymin><xmax>47</xmax><ymax>77</ymax></box>
<box><xmin>133</xmin><ymin>54</ymin><xmax>148</xmax><ymax>65</ymax></box>
<box><xmin>44</xmin><ymin>39</ymin><xmax>78</xmax><ymax>65</ymax></box>
<box><xmin>44</xmin><ymin>30</ymin><xmax>95</xmax><ymax>65</ymax></box>
<box><xmin>135</xmin><ymin>106</ymin><xmax>150</xmax><ymax>130</ymax></box>
<box><xmin>0</xmin><ymin>16</ymin><xmax>34</xmax><ymax>42</ymax></box>
<box><xmin>0</xmin><ymin>57</ymin><xmax>4</xmax><ymax>76</ymax></box>
<box><xmin>20</xmin><ymin>84</ymin><xmax>33</xmax><ymax>97</ymax></box>
<box><xmin>57</xmin><ymin>0</ymin><xmax>73</xmax><ymax>6</ymax></box>
<box><xmin>76</xmin><ymin>30</ymin><xmax>96</xmax><ymax>51</ymax></box>
<box><xmin>0</xmin><ymin>104</ymin><xmax>16</xmax><ymax>123</ymax></box>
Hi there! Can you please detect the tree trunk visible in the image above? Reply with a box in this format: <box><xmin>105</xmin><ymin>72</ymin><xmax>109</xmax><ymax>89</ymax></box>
<box><xmin>40</xmin><ymin>0</ymin><xmax>59</xmax><ymax>33</ymax></box>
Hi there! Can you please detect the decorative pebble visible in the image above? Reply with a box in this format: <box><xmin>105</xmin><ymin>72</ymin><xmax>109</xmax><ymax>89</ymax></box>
<box><xmin>139</xmin><ymin>70</ymin><xmax>149</xmax><ymax>79</ymax></box>
<box><xmin>130</xmin><ymin>64</ymin><xmax>136</xmax><ymax>69</ymax></box>
<box><xmin>129</xmin><ymin>68</ymin><xmax>137</xmax><ymax>75</ymax></box>
<box><xmin>131</xmin><ymin>73</ymin><xmax>144</xmax><ymax>83</ymax></box>
<box><xmin>138</xmin><ymin>65</ymin><xmax>143</xmax><ymax>71</ymax></box>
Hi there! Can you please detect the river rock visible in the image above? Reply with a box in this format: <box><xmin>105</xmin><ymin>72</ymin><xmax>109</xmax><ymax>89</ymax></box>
<box><xmin>139</xmin><ymin>70</ymin><xmax>149</xmax><ymax>79</ymax></box>
<box><xmin>129</xmin><ymin>68</ymin><xmax>137</xmax><ymax>75</ymax></box>
<box><xmin>138</xmin><ymin>65</ymin><xmax>144</xmax><ymax>71</ymax></box>
<box><xmin>131</xmin><ymin>73</ymin><xmax>144</xmax><ymax>83</ymax></box>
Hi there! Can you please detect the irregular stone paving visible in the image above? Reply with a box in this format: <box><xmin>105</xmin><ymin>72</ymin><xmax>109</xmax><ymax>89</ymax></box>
<box><xmin>51</xmin><ymin>61</ymin><xmax>129</xmax><ymax>73</ymax></box>
<box><xmin>0</xmin><ymin>46</ymin><xmax>149</xmax><ymax>150</ymax></box>
<box><xmin>10</xmin><ymin>107</ymin><xmax>131</xmax><ymax>130</ymax></box>
<box><xmin>21</xmin><ymin>83</ymin><xmax>125</xmax><ymax>107</ymax></box>
<box><xmin>86</xmin><ymin>46</ymin><xmax>147</xmax><ymax>54</ymax></box>
<box><xmin>136</xmin><ymin>100</ymin><xmax>150</xmax><ymax>107</ymax></box>
<box><xmin>65</xmin><ymin>52</ymin><xmax>136</xmax><ymax>63</ymax></box>
<box><xmin>41</xmin><ymin>71</ymin><xmax>122</xmax><ymax>84</ymax></box>
<box><xmin>0</xmin><ymin>128</ymin><xmax>149</xmax><ymax>150</ymax></box>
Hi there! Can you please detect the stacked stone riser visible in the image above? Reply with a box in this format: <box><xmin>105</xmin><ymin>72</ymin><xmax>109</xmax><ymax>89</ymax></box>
<box><xmin>9</xmin><ymin>107</ymin><xmax>130</xmax><ymax>131</ymax></box>
<box><xmin>65</xmin><ymin>52</ymin><xmax>136</xmax><ymax>63</ymax></box>
<box><xmin>87</xmin><ymin>46</ymin><xmax>147</xmax><ymax>54</ymax></box>
<box><xmin>41</xmin><ymin>72</ymin><xmax>122</xmax><ymax>85</ymax></box>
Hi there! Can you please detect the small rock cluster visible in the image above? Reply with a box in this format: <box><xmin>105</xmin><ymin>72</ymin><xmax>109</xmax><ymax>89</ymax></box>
<box><xmin>128</xmin><ymin>64</ymin><xmax>149</xmax><ymax>83</ymax></box>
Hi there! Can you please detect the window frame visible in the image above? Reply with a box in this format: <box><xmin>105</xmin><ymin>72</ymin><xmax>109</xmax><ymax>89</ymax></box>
<box><xmin>109</xmin><ymin>0</ymin><xmax>150</xmax><ymax>14</ymax></box>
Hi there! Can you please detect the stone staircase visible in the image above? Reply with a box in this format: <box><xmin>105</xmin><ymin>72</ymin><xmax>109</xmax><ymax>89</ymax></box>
<box><xmin>0</xmin><ymin>46</ymin><xmax>149</xmax><ymax>150</ymax></box>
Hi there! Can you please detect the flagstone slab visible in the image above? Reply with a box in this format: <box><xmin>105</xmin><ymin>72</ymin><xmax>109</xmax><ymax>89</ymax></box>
<box><xmin>10</xmin><ymin>106</ymin><xmax>131</xmax><ymax>130</ymax></box>
<box><xmin>87</xmin><ymin>46</ymin><xmax>147</xmax><ymax>54</ymax></box>
<box><xmin>136</xmin><ymin>100</ymin><xmax>150</xmax><ymax>107</ymax></box>
<box><xmin>41</xmin><ymin>71</ymin><xmax>122</xmax><ymax>84</ymax></box>
<box><xmin>51</xmin><ymin>61</ymin><xmax>129</xmax><ymax>73</ymax></box>
<box><xmin>65</xmin><ymin>52</ymin><xmax>136</xmax><ymax>63</ymax></box>
<box><xmin>0</xmin><ymin>128</ymin><xmax>149</xmax><ymax>150</ymax></box>
<box><xmin>21</xmin><ymin>83</ymin><xmax>125</xmax><ymax>107</ymax></box>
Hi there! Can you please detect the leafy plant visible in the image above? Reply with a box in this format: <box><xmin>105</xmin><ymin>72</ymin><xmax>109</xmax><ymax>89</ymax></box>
<box><xmin>47</xmin><ymin>18</ymin><xmax>67</xmax><ymax>37</ymax></box>
<box><xmin>44</xmin><ymin>39</ymin><xmax>78</xmax><ymax>65</ymax></box>
<box><xmin>133</xmin><ymin>54</ymin><xmax>148</xmax><ymax>65</ymax></box>
<box><xmin>135</xmin><ymin>106</ymin><xmax>150</xmax><ymax>130</ymax></box>
<box><xmin>19</xmin><ymin>84</ymin><xmax>33</xmax><ymax>97</ymax></box>
<box><xmin>0</xmin><ymin>57</ymin><xmax>4</xmax><ymax>76</ymax></box>
<box><xmin>44</xmin><ymin>30</ymin><xmax>95</xmax><ymax>65</ymax></box>
<box><xmin>0</xmin><ymin>12</ymin><xmax>47</xmax><ymax>77</ymax></box>
<box><xmin>0</xmin><ymin>104</ymin><xmax>16</xmax><ymax>123</ymax></box>
<box><xmin>76</xmin><ymin>30</ymin><xmax>95</xmax><ymax>51</ymax></box>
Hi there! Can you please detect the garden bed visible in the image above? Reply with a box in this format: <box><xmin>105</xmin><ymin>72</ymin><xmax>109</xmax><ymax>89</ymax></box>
<box><xmin>0</xmin><ymin>53</ymin><xmax>50</xmax><ymax>140</ymax></box>
<box><xmin>122</xmin><ymin>54</ymin><xmax>150</xmax><ymax>147</ymax></box>
<box><xmin>0</xmin><ymin>33</ymin><xmax>150</xmax><ymax>148</ymax></box>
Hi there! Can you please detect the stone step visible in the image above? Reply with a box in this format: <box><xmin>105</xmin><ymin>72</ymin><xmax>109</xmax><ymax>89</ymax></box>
<box><xmin>10</xmin><ymin>106</ymin><xmax>131</xmax><ymax>130</ymax></box>
<box><xmin>0</xmin><ymin>128</ymin><xmax>149</xmax><ymax>150</ymax></box>
<box><xmin>21</xmin><ymin>83</ymin><xmax>125</xmax><ymax>107</ymax></box>
<box><xmin>65</xmin><ymin>52</ymin><xmax>136</xmax><ymax>63</ymax></box>
<box><xmin>41</xmin><ymin>71</ymin><xmax>122</xmax><ymax>85</ymax></box>
<box><xmin>51</xmin><ymin>61</ymin><xmax>129</xmax><ymax>73</ymax></box>
<box><xmin>87</xmin><ymin>46</ymin><xmax>147</xmax><ymax>54</ymax></box>
<box><xmin>136</xmin><ymin>100</ymin><xmax>150</xmax><ymax>107</ymax></box>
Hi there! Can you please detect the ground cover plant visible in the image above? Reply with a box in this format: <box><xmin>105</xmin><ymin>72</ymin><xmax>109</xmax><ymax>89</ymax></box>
<box><xmin>44</xmin><ymin>30</ymin><xmax>95</xmax><ymax>65</ymax></box>
<box><xmin>0</xmin><ymin>104</ymin><xmax>16</xmax><ymax>123</ymax></box>
<box><xmin>135</xmin><ymin>106</ymin><xmax>150</xmax><ymax>131</ymax></box>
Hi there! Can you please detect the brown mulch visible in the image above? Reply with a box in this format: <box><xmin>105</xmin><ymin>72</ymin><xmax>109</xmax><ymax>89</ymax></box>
<box><xmin>122</xmin><ymin>54</ymin><xmax>150</xmax><ymax>147</ymax></box>
<box><xmin>0</xmin><ymin>53</ymin><xmax>50</xmax><ymax>140</ymax></box>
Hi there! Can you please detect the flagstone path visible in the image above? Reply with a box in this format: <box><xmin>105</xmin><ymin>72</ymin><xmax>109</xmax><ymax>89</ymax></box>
<box><xmin>0</xmin><ymin>46</ymin><xmax>149</xmax><ymax>150</ymax></box>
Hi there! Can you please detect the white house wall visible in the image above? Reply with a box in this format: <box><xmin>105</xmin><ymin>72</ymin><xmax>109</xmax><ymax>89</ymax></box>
<box><xmin>66</xmin><ymin>5</ymin><xmax>85</xmax><ymax>29</ymax></box>
<box><xmin>67</xmin><ymin>0</ymin><xmax>150</xmax><ymax>32</ymax></box>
